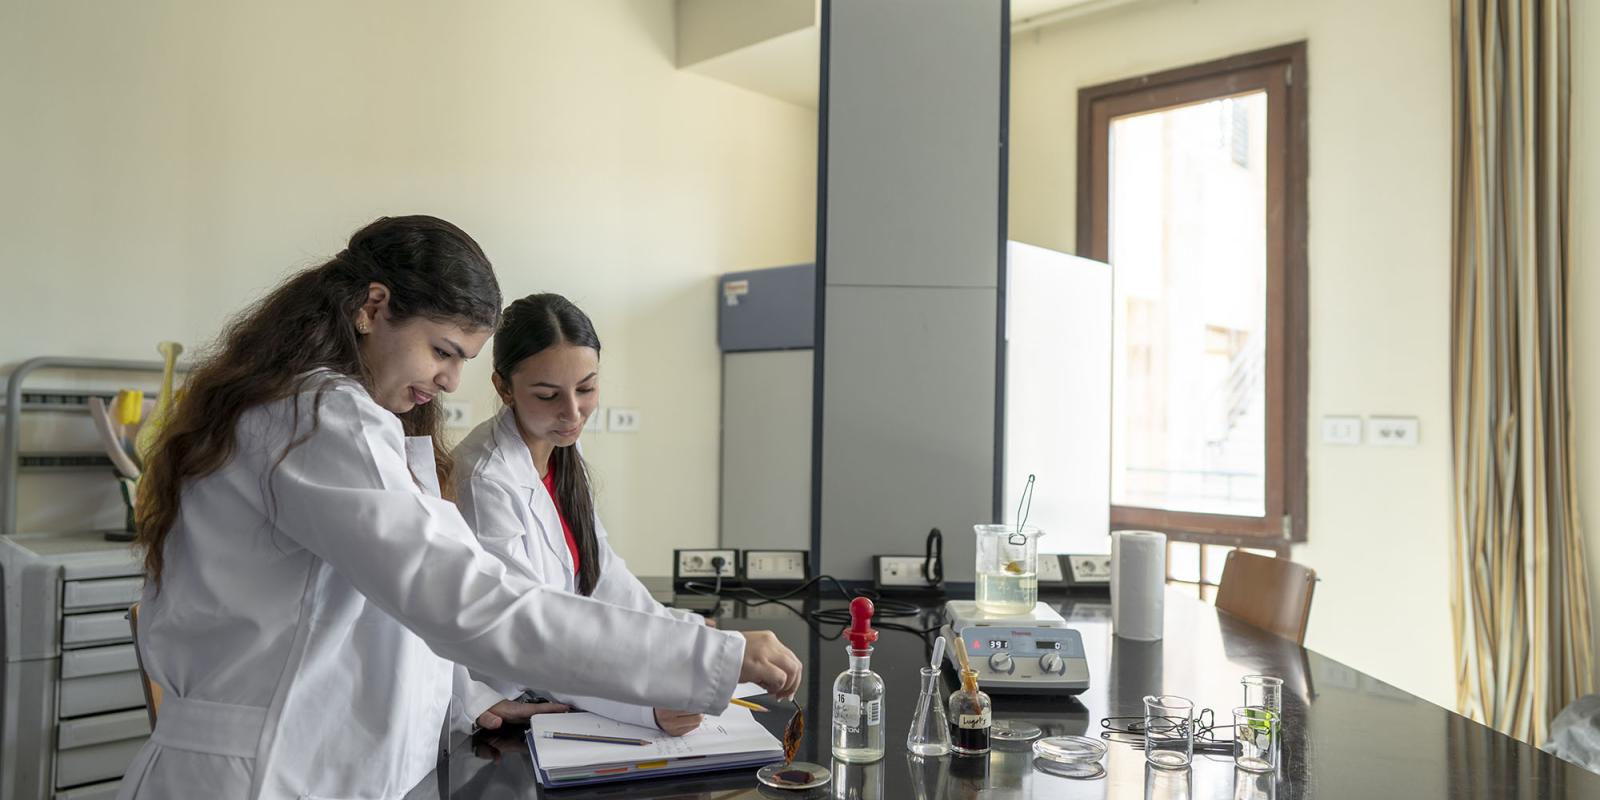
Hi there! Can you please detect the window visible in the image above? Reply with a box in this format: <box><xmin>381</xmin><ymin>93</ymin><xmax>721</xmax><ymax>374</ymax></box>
<box><xmin>1079</xmin><ymin>43</ymin><xmax>1308</xmax><ymax>545</ymax></box>
<box><xmin>1166</xmin><ymin>543</ymin><xmax>1280</xmax><ymax>602</ymax></box>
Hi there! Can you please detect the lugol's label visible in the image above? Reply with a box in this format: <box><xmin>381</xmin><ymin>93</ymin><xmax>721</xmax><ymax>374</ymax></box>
<box><xmin>958</xmin><ymin>709</ymin><xmax>992</xmax><ymax>730</ymax></box>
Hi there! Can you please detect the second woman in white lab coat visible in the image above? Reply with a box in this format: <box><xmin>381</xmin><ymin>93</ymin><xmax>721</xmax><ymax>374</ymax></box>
<box><xmin>453</xmin><ymin>293</ymin><xmax>711</xmax><ymax>736</ymax></box>
<box><xmin>118</xmin><ymin>217</ymin><xmax>801</xmax><ymax>800</ymax></box>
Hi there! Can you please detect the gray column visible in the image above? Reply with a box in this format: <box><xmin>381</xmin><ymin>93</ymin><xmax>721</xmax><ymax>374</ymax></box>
<box><xmin>814</xmin><ymin>0</ymin><xmax>1007</xmax><ymax>582</ymax></box>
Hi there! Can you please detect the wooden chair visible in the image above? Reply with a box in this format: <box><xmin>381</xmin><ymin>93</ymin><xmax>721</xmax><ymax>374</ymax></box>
<box><xmin>127</xmin><ymin>603</ymin><xmax>162</xmax><ymax>726</ymax></box>
<box><xmin>1214</xmin><ymin>550</ymin><xmax>1318</xmax><ymax>645</ymax></box>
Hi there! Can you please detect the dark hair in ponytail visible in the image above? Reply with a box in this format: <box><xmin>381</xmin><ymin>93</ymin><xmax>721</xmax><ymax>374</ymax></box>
<box><xmin>136</xmin><ymin>215</ymin><xmax>502</xmax><ymax>587</ymax></box>
<box><xmin>493</xmin><ymin>294</ymin><xmax>603</xmax><ymax>596</ymax></box>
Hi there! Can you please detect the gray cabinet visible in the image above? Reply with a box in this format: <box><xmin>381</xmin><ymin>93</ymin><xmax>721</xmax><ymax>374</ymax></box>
<box><xmin>718</xmin><ymin>265</ymin><xmax>816</xmax><ymax>554</ymax></box>
<box><xmin>2</xmin><ymin>532</ymin><xmax>146</xmax><ymax>800</ymax></box>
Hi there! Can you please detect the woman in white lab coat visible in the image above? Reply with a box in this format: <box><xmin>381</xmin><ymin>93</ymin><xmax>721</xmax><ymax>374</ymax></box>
<box><xmin>451</xmin><ymin>294</ymin><xmax>712</xmax><ymax>737</ymax></box>
<box><xmin>119</xmin><ymin>216</ymin><xmax>801</xmax><ymax>800</ymax></box>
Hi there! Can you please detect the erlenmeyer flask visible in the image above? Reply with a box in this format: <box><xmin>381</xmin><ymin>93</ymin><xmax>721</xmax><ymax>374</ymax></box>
<box><xmin>906</xmin><ymin>667</ymin><xmax>952</xmax><ymax>756</ymax></box>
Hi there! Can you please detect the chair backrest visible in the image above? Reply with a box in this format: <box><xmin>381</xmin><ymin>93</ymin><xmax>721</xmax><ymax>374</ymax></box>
<box><xmin>1214</xmin><ymin>550</ymin><xmax>1317</xmax><ymax>645</ymax></box>
<box><xmin>127</xmin><ymin>602</ymin><xmax>162</xmax><ymax>726</ymax></box>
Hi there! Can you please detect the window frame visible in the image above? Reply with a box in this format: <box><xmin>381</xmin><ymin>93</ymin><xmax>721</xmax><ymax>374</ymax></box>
<box><xmin>1077</xmin><ymin>42</ymin><xmax>1309</xmax><ymax>546</ymax></box>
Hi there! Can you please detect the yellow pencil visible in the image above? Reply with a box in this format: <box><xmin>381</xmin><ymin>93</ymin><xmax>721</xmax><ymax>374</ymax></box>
<box><xmin>730</xmin><ymin>697</ymin><xmax>769</xmax><ymax>713</ymax></box>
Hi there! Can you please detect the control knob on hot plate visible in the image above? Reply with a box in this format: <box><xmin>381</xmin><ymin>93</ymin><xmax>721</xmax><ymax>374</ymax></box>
<box><xmin>1039</xmin><ymin>652</ymin><xmax>1065</xmax><ymax>674</ymax></box>
<box><xmin>988</xmin><ymin>652</ymin><xmax>1014</xmax><ymax>674</ymax></box>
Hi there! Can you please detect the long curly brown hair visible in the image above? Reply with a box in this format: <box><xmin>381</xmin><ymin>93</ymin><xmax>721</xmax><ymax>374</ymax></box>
<box><xmin>135</xmin><ymin>215</ymin><xmax>502</xmax><ymax>587</ymax></box>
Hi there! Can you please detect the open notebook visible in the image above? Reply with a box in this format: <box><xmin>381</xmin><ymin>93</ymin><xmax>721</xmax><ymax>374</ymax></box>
<box><xmin>525</xmin><ymin>704</ymin><xmax>783</xmax><ymax>787</ymax></box>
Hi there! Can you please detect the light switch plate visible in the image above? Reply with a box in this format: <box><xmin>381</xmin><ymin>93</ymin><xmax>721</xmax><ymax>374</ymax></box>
<box><xmin>742</xmin><ymin>550</ymin><xmax>810</xmax><ymax>585</ymax></box>
<box><xmin>1321</xmin><ymin>415</ymin><xmax>1362</xmax><ymax>445</ymax></box>
<box><xmin>1037</xmin><ymin>554</ymin><xmax>1065</xmax><ymax>584</ymax></box>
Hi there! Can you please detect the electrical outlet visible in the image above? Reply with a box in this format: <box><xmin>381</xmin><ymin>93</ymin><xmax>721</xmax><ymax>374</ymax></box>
<box><xmin>673</xmin><ymin>548</ymin><xmax>738</xmax><ymax>587</ymax></box>
<box><xmin>742</xmin><ymin>550</ymin><xmax>810</xmax><ymax>584</ymax></box>
<box><xmin>1368</xmin><ymin>416</ymin><xmax>1419</xmax><ymax>447</ymax></box>
<box><xmin>607</xmin><ymin>407</ymin><xmax>640</xmax><ymax>433</ymax></box>
<box><xmin>874</xmin><ymin>555</ymin><xmax>939</xmax><ymax>590</ymax></box>
<box><xmin>1066</xmin><ymin>554</ymin><xmax>1113</xmax><ymax>587</ymax></box>
<box><xmin>1321</xmin><ymin>415</ymin><xmax>1362</xmax><ymax>445</ymax></box>
<box><xmin>442</xmin><ymin>399</ymin><xmax>472</xmax><ymax>430</ymax></box>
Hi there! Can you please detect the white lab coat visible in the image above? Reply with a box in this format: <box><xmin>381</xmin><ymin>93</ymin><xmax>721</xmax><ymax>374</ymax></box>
<box><xmin>117</xmin><ymin>373</ymin><xmax>743</xmax><ymax>800</ymax></box>
<box><xmin>450</xmin><ymin>405</ymin><xmax>704</xmax><ymax>731</ymax></box>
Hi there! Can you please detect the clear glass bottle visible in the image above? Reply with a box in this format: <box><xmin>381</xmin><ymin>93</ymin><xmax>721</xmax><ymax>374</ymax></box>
<box><xmin>906</xmin><ymin>667</ymin><xmax>952</xmax><ymax>756</ymax></box>
<box><xmin>832</xmin><ymin>597</ymin><xmax>886</xmax><ymax>763</ymax></box>
<box><xmin>947</xmin><ymin>668</ymin><xmax>992</xmax><ymax>755</ymax></box>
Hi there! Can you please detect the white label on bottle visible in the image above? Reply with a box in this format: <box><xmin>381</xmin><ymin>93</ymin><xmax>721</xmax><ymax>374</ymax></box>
<box><xmin>958</xmin><ymin>710</ymin><xmax>991</xmax><ymax>730</ymax></box>
<box><xmin>866</xmin><ymin>699</ymin><xmax>882</xmax><ymax>726</ymax></box>
<box><xmin>834</xmin><ymin>691</ymin><xmax>862</xmax><ymax>728</ymax></box>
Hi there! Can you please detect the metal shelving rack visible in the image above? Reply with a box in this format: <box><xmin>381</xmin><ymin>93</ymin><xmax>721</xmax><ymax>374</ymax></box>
<box><xmin>2</xmin><ymin>357</ymin><xmax>189</xmax><ymax>535</ymax></box>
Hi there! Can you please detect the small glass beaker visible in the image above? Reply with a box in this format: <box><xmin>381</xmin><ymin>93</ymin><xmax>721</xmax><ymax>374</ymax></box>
<box><xmin>906</xmin><ymin>667</ymin><xmax>951</xmax><ymax>756</ymax></box>
<box><xmin>974</xmin><ymin>524</ymin><xmax>1043</xmax><ymax>616</ymax></box>
<box><xmin>1232</xmin><ymin>706</ymin><xmax>1279</xmax><ymax>773</ymax></box>
<box><xmin>1241</xmin><ymin>675</ymin><xmax>1283</xmax><ymax>717</ymax></box>
<box><xmin>1143</xmin><ymin>694</ymin><xmax>1193</xmax><ymax>769</ymax></box>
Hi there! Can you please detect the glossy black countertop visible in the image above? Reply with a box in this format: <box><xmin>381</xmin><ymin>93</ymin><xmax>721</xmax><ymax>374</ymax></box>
<box><xmin>426</xmin><ymin>584</ymin><xmax>1600</xmax><ymax>799</ymax></box>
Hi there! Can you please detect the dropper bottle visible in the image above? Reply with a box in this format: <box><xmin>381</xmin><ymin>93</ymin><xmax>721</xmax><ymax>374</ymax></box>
<box><xmin>947</xmin><ymin>636</ymin><xmax>992</xmax><ymax>755</ymax></box>
<box><xmin>831</xmin><ymin>597</ymin><xmax>886</xmax><ymax>762</ymax></box>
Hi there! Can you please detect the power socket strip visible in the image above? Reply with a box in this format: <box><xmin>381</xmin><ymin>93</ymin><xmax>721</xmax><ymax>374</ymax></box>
<box><xmin>673</xmin><ymin>548</ymin><xmax>739</xmax><ymax>588</ymax></box>
<box><xmin>873</xmin><ymin>555</ymin><xmax>942</xmax><ymax>593</ymax></box>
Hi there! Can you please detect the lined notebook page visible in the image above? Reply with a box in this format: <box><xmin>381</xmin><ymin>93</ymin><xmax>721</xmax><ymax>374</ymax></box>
<box><xmin>528</xmin><ymin>705</ymin><xmax>782</xmax><ymax>770</ymax></box>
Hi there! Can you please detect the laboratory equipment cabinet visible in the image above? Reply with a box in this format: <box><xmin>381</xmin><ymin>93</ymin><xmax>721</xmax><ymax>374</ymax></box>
<box><xmin>2</xmin><ymin>532</ymin><xmax>146</xmax><ymax>800</ymax></box>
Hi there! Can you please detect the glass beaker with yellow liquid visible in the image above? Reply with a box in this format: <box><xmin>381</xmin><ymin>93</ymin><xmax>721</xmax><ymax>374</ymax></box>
<box><xmin>973</xmin><ymin>524</ymin><xmax>1042</xmax><ymax>616</ymax></box>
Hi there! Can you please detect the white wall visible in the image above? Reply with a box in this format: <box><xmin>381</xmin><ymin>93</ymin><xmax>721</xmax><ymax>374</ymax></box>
<box><xmin>0</xmin><ymin>0</ymin><xmax>817</xmax><ymax>573</ymax></box>
<box><xmin>1011</xmin><ymin>0</ymin><xmax>1457</xmax><ymax>707</ymax></box>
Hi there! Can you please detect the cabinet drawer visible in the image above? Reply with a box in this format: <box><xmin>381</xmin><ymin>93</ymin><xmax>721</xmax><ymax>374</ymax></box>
<box><xmin>58</xmin><ymin>708</ymin><xmax>150</xmax><ymax>750</ymax></box>
<box><xmin>62</xmin><ymin>578</ymin><xmax>142</xmax><ymax>611</ymax></box>
<box><xmin>57</xmin><ymin>709</ymin><xmax>150</xmax><ymax>788</ymax></box>
<box><xmin>55</xmin><ymin>737</ymin><xmax>145</xmax><ymax>790</ymax></box>
<box><xmin>61</xmin><ymin>612</ymin><xmax>132</xmax><ymax>648</ymax></box>
<box><xmin>56</xmin><ymin>779</ymin><xmax>121</xmax><ymax>800</ymax></box>
<box><xmin>60</xmin><ymin>671</ymin><xmax>146</xmax><ymax>718</ymax></box>
<box><xmin>62</xmin><ymin>644</ymin><xmax>139</xmax><ymax>679</ymax></box>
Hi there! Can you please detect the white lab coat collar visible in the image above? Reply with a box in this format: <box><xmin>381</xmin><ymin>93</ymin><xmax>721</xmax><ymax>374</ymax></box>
<box><xmin>489</xmin><ymin>405</ymin><xmax>542</xmax><ymax>490</ymax></box>
<box><xmin>487</xmin><ymin>405</ymin><xmax>576</xmax><ymax>576</ymax></box>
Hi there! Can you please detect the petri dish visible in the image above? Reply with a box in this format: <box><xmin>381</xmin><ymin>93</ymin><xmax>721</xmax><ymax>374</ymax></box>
<box><xmin>757</xmin><ymin>761</ymin><xmax>832</xmax><ymax>790</ymax></box>
<box><xmin>991</xmin><ymin>720</ymin><xmax>1043</xmax><ymax>743</ymax></box>
<box><xmin>1032</xmin><ymin>735</ymin><xmax>1107</xmax><ymax>764</ymax></box>
<box><xmin>1033</xmin><ymin>757</ymin><xmax>1107</xmax><ymax>780</ymax></box>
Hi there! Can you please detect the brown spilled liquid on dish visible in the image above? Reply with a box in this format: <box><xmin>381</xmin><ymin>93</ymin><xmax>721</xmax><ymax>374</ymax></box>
<box><xmin>773</xmin><ymin>769</ymin><xmax>815</xmax><ymax>785</ymax></box>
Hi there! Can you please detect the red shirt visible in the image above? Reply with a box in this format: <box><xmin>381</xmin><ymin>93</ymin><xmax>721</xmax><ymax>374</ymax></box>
<box><xmin>541</xmin><ymin>458</ymin><xmax>581</xmax><ymax>577</ymax></box>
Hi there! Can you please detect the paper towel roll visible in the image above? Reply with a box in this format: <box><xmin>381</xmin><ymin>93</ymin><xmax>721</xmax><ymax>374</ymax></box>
<box><xmin>1112</xmin><ymin>530</ymin><xmax>1166</xmax><ymax>641</ymax></box>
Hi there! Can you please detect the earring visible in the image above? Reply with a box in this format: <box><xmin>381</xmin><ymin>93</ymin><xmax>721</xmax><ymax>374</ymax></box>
<box><xmin>356</xmin><ymin>321</ymin><xmax>371</xmax><ymax>334</ymax></box>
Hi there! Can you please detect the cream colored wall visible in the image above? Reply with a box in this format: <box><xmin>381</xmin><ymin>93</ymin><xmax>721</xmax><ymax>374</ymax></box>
<box><xmin>1011</xmin><ymin>0</ymin><xmax>1457</xmax><ymax>707</ymax></box>
<box><xmin>1571</xmin><ymin>0</ymin><xmax>1600</xmax><ymax>679</ymax></box>
<box><xmin>0</xmin><ymin>0</ymin><xmax>817</xmax><ymax>573</ymax></box>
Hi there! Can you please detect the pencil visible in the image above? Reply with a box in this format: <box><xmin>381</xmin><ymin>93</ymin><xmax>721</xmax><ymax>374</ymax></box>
<box><xmin>540</xmin><ymin>731</ymin><xmax>652</xmax><ymax>746</ymax></box>
<box><xmin>730</xmin><ymin>698</ymin><xmax>769</xmax><ymax>713</ymax></box>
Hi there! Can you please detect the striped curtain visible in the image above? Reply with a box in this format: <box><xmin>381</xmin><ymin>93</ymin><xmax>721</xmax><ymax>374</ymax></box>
<box><xmin>1450</xmin><ymin>0</ymin><xmax>1593</xmax><ymax>744</ymax></box>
